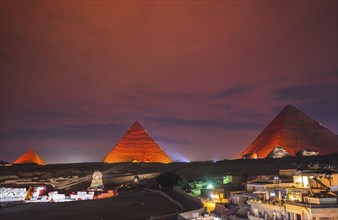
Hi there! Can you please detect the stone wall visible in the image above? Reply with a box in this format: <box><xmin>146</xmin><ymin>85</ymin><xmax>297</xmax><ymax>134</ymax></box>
<box><xmin>177</xmin><ymin>207</ymin><xmax>205</xmax><ymax>220</ymax></box>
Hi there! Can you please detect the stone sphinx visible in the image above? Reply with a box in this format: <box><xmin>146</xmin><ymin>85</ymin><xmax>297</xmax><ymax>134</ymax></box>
<box><xmin>88</xmin><ymin>170</ymin><xmax>104</xmax><ymax>191</ymax></box>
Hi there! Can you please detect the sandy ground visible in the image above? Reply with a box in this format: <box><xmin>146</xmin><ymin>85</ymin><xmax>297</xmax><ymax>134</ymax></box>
<box><xmin>0</xmin><ymin>189</ymin><xmax>180</xmax><ymax>220</ymax></box>
<box><xmin>2</xmin><ymin>155</ymin><xmax>337</xmax><ymax>187</ymax></box>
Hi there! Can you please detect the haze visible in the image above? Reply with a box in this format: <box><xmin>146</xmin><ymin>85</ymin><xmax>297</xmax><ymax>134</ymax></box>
<box><xmin>1</xmin><ymin>1</ymin><xmax>337</xmax><ymax>163</ymax></box>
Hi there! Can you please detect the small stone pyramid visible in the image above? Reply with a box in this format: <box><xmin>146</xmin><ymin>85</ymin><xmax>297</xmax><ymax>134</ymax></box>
<box><xmin>266</xmin><ymin>146</ymin><xmax>291</xmax><ymax>158</ymax></box>
<box><xmin>14</xmin><ymin>149</ymin><xmax>45</xmax><ymax>165</ymax></box>
<box><xmin>241</xmin><ymin>105</ymin><xmax>338</xmax><ymax>158</ymax></box>
<box><xmin>103</xmin><ymin>121</ymin><xmax>172</xmax><ymax>163</ymax></box>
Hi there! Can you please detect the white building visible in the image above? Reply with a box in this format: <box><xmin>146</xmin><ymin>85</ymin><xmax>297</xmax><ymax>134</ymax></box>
<box><xmin>244</xmin><ymin>170</ymin><xmax>338</xmax><ymax>220</ymax></box>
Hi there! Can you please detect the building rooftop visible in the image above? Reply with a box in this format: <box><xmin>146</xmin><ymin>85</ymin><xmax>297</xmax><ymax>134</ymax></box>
<box><xmin>285</xmin><ymin>201</ymin><xmax>338</xmax><ymax>208</ymax></box>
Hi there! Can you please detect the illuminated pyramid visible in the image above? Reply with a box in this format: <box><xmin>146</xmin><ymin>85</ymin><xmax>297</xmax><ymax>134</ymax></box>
<box><xmin>241</xmin><ymin>105</ymin><xmax>338</xmax><ymax>158</ymax></box>
<box><xmin>14</xmin><ymin>149</ymin><xmax>45</xmax><ymax>165</ymax></box>
<box><xmin>103</xmin><ymin>121</ymin><xmax>172</xmax><ymax>163</ymax></box>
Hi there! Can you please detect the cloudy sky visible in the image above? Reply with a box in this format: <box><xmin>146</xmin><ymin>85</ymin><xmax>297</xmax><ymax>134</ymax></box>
<box><xmin>1</xmin><ymin>1</ymin><xmax>337</xmax><ymax>163</ymax></box>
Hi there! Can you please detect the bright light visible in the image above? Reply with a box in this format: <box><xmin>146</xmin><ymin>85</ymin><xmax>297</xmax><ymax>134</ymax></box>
<box><xmin>223</xmin><ymin>176</ymin><xmax>232</xmax><ymax>184</ymax></box>
<box><xmin>202</xmin><ymin>200</ymin><xmax>216</xmax><ymax>212</ymax></box>
<box><xmin>212</xmin><ymin>194</ymin><xmax>219</xmax><ymax>199</ymax></box>
<box><xmin>302</xmin><ymin>176</ymin><xmax>309</xmax><ymax>188</ymax></box>
<box><xmin>206</xmin><ymin>183</ymin><xmax>214</xmax><ymax>189</ymax></box>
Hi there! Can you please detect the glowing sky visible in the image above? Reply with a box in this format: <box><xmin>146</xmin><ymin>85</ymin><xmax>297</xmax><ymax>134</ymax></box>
<box><xmin>1</xmin><ymin>1</ymin><xmax>337</xmax><ymax>163</ymax></box>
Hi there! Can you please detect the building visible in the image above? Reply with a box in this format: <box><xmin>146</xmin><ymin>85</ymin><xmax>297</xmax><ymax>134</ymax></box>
<box><xmin>243</xmin><ymin>169</ymin><xmax>338</xmax><ymax>220</ymax></box>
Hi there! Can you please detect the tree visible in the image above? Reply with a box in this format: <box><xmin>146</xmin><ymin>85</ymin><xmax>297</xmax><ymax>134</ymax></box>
<box><xmin>177</xmin><ymin>176</ymin><xmax>191</xmax><ymax>192</ymax></box>
<box><xmin>156</xmin><ymin>172</ymin><xmax>180</xmax><ymax>189</ymax></box>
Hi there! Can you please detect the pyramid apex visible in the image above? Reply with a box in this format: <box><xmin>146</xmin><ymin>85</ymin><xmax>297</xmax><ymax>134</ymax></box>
<box><xmin>128</xmin><ymin>121</ymin><xmax>146</xmax><ymax>133</ymax></box>
<box><xmin>278</xmin><ymin>105</ymin><xmax>305</xmax><ymax>117</ymax></box>
<box><xmin>282</xmin><ymin>104</ymin><xmax>298</xmax><ymax>112</ymax></box>
<box><xmin>285</xmin><ymin>104</ymin><xmax>295</xmax><ymax>109</ymax></box>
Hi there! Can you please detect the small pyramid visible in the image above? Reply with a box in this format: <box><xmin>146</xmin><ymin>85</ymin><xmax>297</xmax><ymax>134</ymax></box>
<box><xmin>14</xmin><ymin>149</ymin><xmax>45</xmax><ymax>165</ymax></box>
<box><xmin>266</xmin><ymin>146</ymin><xmax>291</xmax><ymax>158</ymax></box>
<box><xmin>241</xmin><ymin>105</ymin><xmax>338</xmax><ymax>158</ymax></box>
<box><xmin>295</xmin><ymin>149</ymin><xmax>319</xmax><ymax>157</ymax></box>
<box><xmin>103</xmin><ymin>121</ymin><xmax>172</xmax><ymax>163</ymax></box>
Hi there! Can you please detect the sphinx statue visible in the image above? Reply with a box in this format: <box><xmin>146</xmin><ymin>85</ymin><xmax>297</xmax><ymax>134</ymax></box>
<box><xmin>88</xmin><ymin>170</ymin><xmax>104</xmax><ymax>191</ymax></box>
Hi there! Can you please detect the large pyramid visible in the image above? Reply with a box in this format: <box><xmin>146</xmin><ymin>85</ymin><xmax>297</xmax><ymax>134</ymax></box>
<box><xmin>14</xmin><ymin>149</ymin><xmax>45</xmax><ymax>165</ymax></box>
<box><xmin>103</xmin><ymin>121</ymin><xmax>172</xmax><ymax>163</ymax></box>
<box><xmin>241</xmin><ymin>105</ymin><xmax>338</xmax><ymax>158</ymax></box>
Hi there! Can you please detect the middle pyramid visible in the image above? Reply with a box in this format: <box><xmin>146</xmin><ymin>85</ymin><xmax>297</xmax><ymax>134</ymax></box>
<box><xmin>103</xmin><ymin>121</ymin><xmax>172</xmax><ymax>163</ymax></box>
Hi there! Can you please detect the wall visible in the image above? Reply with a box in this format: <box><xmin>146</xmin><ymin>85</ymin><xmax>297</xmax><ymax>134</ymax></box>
<box><xmin>279</xmin><ymin>169</ymin><xmax>297</xmax><ymax>178</ymax></box>
<box><xmin>177</xmin><ymin>207</ymin><xmax>205</xmax><ymax>220</ymax></box>
<box><xmin>310</xmin><ymin>207</ymin><xmax>338</xmax><ymax>219</ymax></box>
<box><xmin>286</xmin><ymin>203</ymin><xmax>338</xmax><ymax>220</ymax></box>
<box><xmin>174</xmin><ymin>188</ymin><xmax>205</xmax><ymax>220</ymax></box>
<box><xmin>148</xmin><ymin>212</ymin><xmax>179</xmax><ymax>220</ymax></box>
<box><xmin>246</xmin><ymin>184</ymin><xmax>266</xmax><ymax>193</ymax></box>
<box><xmin>248</xmin><ymin>200</ymin><xmax>285</xmax><ymax>220</ymax></box>
<box><xmin>246</xmin><ymin>182</ymin><xmax>299</xmax><ymax>193</ymax></box>
<box><xmin>306</xmin><ymin>197</ymin><xmax>337</xmax><ymax>205</ymax></box>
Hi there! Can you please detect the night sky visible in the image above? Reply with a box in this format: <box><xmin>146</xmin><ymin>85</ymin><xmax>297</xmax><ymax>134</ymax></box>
<box><xmin>1</xmin><ymin>1</ymin><xmax>337</xmax><ymax>164</ymax></box>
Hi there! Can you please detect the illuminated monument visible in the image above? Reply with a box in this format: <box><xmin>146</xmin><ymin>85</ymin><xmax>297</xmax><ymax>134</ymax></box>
<box><xmin>103</xmin><ymin>121</ymin><xmax>172</xmax><ymax>163</ymax></box>
<box><xmin>241</xmin><ymin>105</ymin><xmax>338</xmax><ymax>158</ymax></box>
<box><xmin>14</xmin><ymin>149</ymin><xmax>45</xmax><ymax>165</ymax></box>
